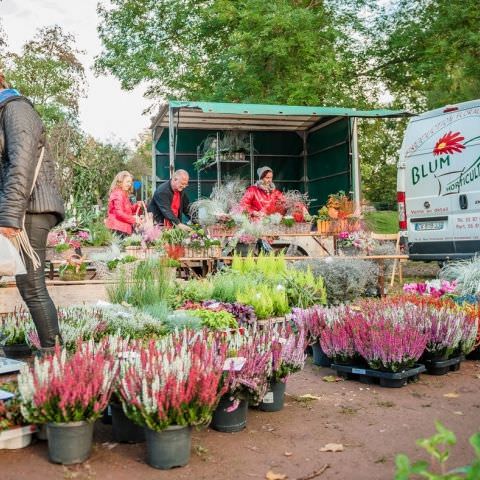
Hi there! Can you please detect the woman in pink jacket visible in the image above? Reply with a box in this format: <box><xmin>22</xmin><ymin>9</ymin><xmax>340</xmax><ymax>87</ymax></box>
<box><xmin>105</xmin><ymin>171</ymin><xmax>141</xmax><ymax>236</ymax></box>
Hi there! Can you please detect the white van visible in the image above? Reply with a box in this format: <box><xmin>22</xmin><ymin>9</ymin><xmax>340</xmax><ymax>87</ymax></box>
<box><xmin>397</xmin><ymin>99</ymin><xmax>480</xmax><ymax>260</ymax></box>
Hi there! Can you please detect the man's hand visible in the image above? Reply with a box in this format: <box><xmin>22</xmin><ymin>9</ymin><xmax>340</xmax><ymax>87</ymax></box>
<box><xmin>177</xmin><ymin>223</ymin><xmax>192</xmax><ymax>232</ymax></box>
<box><xmin>0</xmin><ymin>227</ymin><xmax>21</xmax><ymax>238</ymax></box>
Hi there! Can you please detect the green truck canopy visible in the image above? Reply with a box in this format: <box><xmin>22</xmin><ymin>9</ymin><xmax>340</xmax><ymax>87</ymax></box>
<box><xmin>151</xmin><ymin>100</ymin><xmax>411</xmax><ymax>211</ymax></box>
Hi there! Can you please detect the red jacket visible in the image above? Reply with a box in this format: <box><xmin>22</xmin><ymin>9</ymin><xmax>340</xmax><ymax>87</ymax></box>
<box><xmin>239</xmin><ymin>185</ymin><xmax>286</xmax><ymax>215</ymax></box>
<box><xmin>105</xmin><ymin>189</ymin><xmax>140</xmax><ymax>234</ymax></box>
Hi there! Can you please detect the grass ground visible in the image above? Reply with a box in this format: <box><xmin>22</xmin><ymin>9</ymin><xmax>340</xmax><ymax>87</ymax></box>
<box><xmin>364</xmin><ymin>211</ymin><xmax>398</xmax><ymax>234</ymax></box>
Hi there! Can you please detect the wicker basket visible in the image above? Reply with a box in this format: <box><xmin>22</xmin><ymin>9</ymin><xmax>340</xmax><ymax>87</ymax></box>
<box><xmin>317</xmin><ymin>219</ymin><xmax>361</xmax><ymax>234</ymax></box>
<box><xmin>207</xmin><ymin>246</ymin><xmax>222</xmax><ymax>258</ymax></box>
<box><xmin>183</xmin><ymin>247</ymin><xmax>207</xmax><ymax>258</ymax></box>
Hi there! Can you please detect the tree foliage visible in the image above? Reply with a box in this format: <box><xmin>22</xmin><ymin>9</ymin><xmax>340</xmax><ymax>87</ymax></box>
<box><xmin>1</xmin><ymin>25</ymin><xmax>134</xmax><ymax>210</ymax></box>
<box><xmin>367</xmin><ymin>0</ymin><xmax>480</xmax><ymax>110</ymax></box>
<box><xmin>96</xmin><ymin>0</ymin><xmax>369</xmax><ymax>105</ymax></box>
<box><xmin>3</xmin><ymin>25</ymin><xmax>87</xmax><ymax>126</ymax></box>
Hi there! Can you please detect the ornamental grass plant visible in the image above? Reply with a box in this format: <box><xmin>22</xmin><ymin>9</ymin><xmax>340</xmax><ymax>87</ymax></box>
<box><xmin>18</xmin><ymin>340</ymin><xmax>118</xmax><ymax>424</ymax></box>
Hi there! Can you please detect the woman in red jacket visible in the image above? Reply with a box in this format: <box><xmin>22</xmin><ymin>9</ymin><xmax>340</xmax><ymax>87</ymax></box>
<box><xmin>105</xmin><ymin>171</ymin><xmax>141</xmax><ymax>236</ymax></box>
<box><xmin>239</xmin><ymin>166</ymin><xmax>286</xmax><ymax>217</ymax></box>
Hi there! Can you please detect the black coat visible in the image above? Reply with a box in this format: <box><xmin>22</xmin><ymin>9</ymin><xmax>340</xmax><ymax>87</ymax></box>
<box><xmin>148</xmin><ymin>180</ymin><xmax>190</xmax><ymax>225</ymax></box>
<box><xmin>0</xmin><ymin>96</ymin><xmax>64</xmax><ymax>228</ymax></box>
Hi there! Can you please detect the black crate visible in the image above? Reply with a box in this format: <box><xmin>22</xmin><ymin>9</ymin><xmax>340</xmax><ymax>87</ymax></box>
<box><xmin>330</xmin><ymin>363</ymin><xmax>426</xmax><ymax>388</ymax></box>
<box><xmin>423</xmin><ymin>355</ymin><xmax>464</xmax><ymax>376</ymax></box>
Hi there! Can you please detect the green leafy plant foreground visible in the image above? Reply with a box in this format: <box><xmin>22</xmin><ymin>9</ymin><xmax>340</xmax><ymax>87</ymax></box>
<box><xmin>395</xmin><ymin>422</ymin><xmax>480</xmax><ymax>480</ymax></box>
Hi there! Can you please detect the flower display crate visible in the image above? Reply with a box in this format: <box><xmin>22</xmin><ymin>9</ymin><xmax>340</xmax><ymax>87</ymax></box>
<box><xmin>317</xmin><ymin>219</ymin><xmax>360</xmax><ymax>234</ymax></box>
<box><xmin>124</xmin><ymin>246</ymin><xmax>155</xmax><ymax>259</ymax></box>
<box><xmin>206</xmin><ymin>225</ymin><xmax>237</xmax><ymax>237</ymax></box>
<box><xmin>182</xmin><ymin>246</ymin><xmax>222</xmax><ymax>258</ymax></box>
<box><xmin>279</xmin><ymin>223</ymin><xmax>312</xmax><ymax>234</ymax></box>
<box><xmin>422</xmin><ymin>355</ymin><xmax>464</xmax><ymax>376</ymax></box>
<box><xmin>330</xmin><ymin>363</ymin><xmax>426</xmax><ymax>388</ymax></box>
<box><xmin>0</xmin><ymin>425</ymin><xmax>37</xmax><ymax>449</ymax></box>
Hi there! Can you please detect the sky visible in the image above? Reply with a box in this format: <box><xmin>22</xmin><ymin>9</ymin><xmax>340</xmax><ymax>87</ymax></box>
<box><xmin>1</xmin><ymin>0</ymin><xmax>152</xmax><ymax>145</ymax></box>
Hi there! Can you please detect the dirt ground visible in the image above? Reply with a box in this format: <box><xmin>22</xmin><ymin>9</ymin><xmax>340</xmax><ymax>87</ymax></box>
<box><xmin>1</xmin><ymin>359</ymin><xmax>480</xmax><ymax>480</ymax></box>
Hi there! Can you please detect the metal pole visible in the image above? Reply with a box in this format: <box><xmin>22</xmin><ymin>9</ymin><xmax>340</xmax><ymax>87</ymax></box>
<box><xmin>151</xmin><ymin>128</ymin><xmax>157</xmax><ymax>194</ymax></box>
<box><xmin>303</xmin><ymin>131</ymin><xmax>308</xmax><ymax>194</ymax></box>
<box><xmin>351</xmin><ymin>118</ymin><xmax>361</xmax><ymax>214</ymax></box>
<box><xmin>216</xmin><ymin>131</ymin><xmax>220</xmax><ymax>187</ymax></box>
<box><xmin>250</xmin><ymin>133</ymin><xmax>254</xmax><ymax>185</ymax></box>
<box><xmin>168</xmin><ymin>106</ymin><xmax>175</xmax><ymax>178</ymax></box>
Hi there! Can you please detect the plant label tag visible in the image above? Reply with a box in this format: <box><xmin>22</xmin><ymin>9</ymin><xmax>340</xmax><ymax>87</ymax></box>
<box><xmin>223</xmin><ymin>357</ymin><xmax>246</xmax><ymax>371</ymax></box>
<box><xmin>0</xmin><ymin>389</ymin><xmax>14</xmax><ymax>401</ymax></box>
<box><xmin>262</xmin><ymin>391</ymin><xmax>274</xmax><ymax>404</ymax></box>
<box><xmin>352</xmin><ymin>368</ymin><xmax>366</xmax><ymax>375</ymax></box>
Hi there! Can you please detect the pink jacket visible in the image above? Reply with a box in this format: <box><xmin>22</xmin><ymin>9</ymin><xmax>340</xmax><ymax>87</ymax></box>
<box><xmin>105</xmin><ymin>189</ymin><xmax>139</xmax><ymax>234</ymax></box>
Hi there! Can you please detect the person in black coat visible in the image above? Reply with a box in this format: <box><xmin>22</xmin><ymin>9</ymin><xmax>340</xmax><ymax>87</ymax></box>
<box><xmin>0</xmin><ymin>73</ymin><xmax>65</xmax><ymax>354</ymax></box>
<box><xmin>148</xmin><ymin>169</ymin><xmax>192</xmax><ymax>230</ymax></box>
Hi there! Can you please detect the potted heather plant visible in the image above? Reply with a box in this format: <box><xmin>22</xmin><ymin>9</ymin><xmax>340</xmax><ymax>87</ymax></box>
<box><xmin>211</xmin><ymin>329</ymin><xmax>272</xmax><ymax>432</ymax></box>
<box><xmin>17</xmin><ymin>340</ymin><xmax>118</xmax><ymax>465</ymax></box>
<box><xmin>290</xmin><ymin>306</ymin><xmax>331</xmax><ymax>367</ymax></box>
<box><xmin>0</xmin><ymin>308</ymin><xmax>35</xmax><ymax>358</ymax></box>
<box><xmin>319</xmin><ymin>313</ymin><xmax>358</xmax><ymax>365</ymax></box>
<box><xmin>0</xmin><ymin>382</ymin><xmax>37</xmax><ymax>449</ymax></box>
<box><xmin>117</xmin><ymin>333</ymin><xmax>227</xmax><ymax>469</ymax></box>
<box><xmin>353</xmin><ymin>315</ymin><xmax>428</xmax><ymax>373</ymax></box>
<box><xmin>259</xmin><ymin>326</ymin><xmax>306</xmax><ymax>412</ymax></box>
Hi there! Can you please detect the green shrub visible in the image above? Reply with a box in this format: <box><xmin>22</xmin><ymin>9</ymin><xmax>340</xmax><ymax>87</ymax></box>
<box><xmin>188</xmin><ymin>309</ymin><xmax>237</xmax><ymax>329</ymax></box>
<box><xmin>89</xmin><ymin>217</ymin><xmax>113</xmax><ymax>246</ymax></box>
<box><xmin>284</xmin><ymin>268</ymin><xmax>327</xmax><ymax>308</ymax></box>
<box><xmin>163</xmin><ymin>311</ymin><xmax>203</xmax><ymax>332</ymax></box>
<box><xmin>294</xmin><ymin>258</ymin><xmax>378</xmax><ymax>305</ymax></box>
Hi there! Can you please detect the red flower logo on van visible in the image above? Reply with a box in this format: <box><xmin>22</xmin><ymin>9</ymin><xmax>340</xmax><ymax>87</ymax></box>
<box><xmin>433</xmin><ymin>131</ymin><xmax>465</xmax><ymax>156</ymax></box>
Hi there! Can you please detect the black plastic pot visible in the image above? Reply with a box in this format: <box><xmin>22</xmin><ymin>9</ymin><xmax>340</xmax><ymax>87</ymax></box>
<box><xmin>47</xmin><ymin>421</ymin><xmax>94</xmax><ymax>465</ymax></box>
<box><xmin>144</xmin><ymin>425</ymin><xmax>191</xmax><ymax>469</ymax></box>
<box><xmin>111</xmin><ymin>403</ymin><xmax>145</xmax><ymax>443</ymax></box>
<box><xmin>101</xmin><ymin>405</ymin><xmax>112</xmax><ymax>424</ymax></box>
<box><xmin>211</xmin><ymin>395</ymin><xmax>248</xmax><ymax>432</ymax></box>
<box><xmin>2</xmin><ymin>343</ymin><xmax>32</xmax><ymax>358</ymax></box>
<box><xmin>423</xmin><ymin>355</ymin><xmax>464</xmax><ymax>376</ymax></box>
<box><xmin>259</xmin><ymin>380</ymin><xmax>286</xmax><ymax>412</ymax></box>
<box><xmin>466</xmin><ymin>347</ymin><xmax>480</xmax><ymax>360</ymax></box>
<box><xmin>311</xmin><ymin>341</ymin><xmax>331</xmax><ymax>367</ymax></box>
<box><xmin>235</xmin><ymin>243</ymin><xmax>256</xmax><ymax>257</ymax></box>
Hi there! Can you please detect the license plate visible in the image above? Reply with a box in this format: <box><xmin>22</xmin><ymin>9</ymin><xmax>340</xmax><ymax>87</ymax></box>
<box><xmin>414</xmin><ymin>222</ymin><xmax>444</xmax><ymax>231</ymax></box>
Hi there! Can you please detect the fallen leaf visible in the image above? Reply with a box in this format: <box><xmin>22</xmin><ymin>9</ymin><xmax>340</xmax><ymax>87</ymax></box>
<box><xmin>322</xmin><ymin>375</ymin><xmax>344</xmax><ymax>383</ymax></box>
<box><xmin>320</xmin><ymin>443</ymin><xmax>344</xmax><ymax>452</ymax></box>
<box><xmin>101</xmin><ymin>442</ymin><xmax>118</xmax><ymax>450</ymax></box>
<box><xmin>266</xmin><ymin>470</ymin><xmax>287</xmax><ymax>480</ymax></box>
<box><xmin>284</xmin><ymin>451</ymin><xmax>293</xmax><ymax>457</ymax></box>
<box><xmin>474</xmin><ymin>374</ymin><xmax>480</xmax><ymax>379</ymax></box>
<box><xmin>443</xmin><ymin>392</ymin><xmax>460</xmax><ymax>398</ymax></box>
<box><xmin>298</xmin><ymin>394</ymin><xmax>321</xmax><ymax>400</ymax></box>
